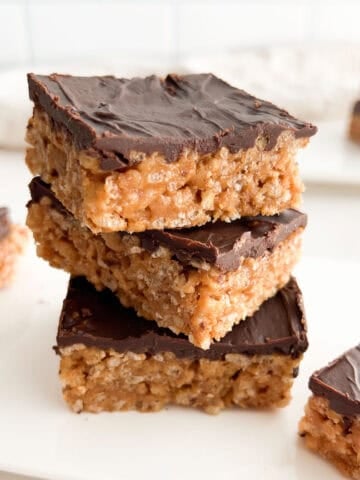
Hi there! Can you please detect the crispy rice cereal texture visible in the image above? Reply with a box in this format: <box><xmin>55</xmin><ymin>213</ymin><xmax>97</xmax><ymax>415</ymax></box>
<box><xmin>26</xmin><ymin>108</ymin><xmax>307</xmax><ymax>233</ymax></box>
<box><xmin>59</xmin><ymin>346</ymin><xmax>302</xmax><ymax>414</ymax></box>
<box><xmin>27</xmin><ymin>198</ymin><xmax>303</xmax><ymax>349</ymax></box>
<box><xmin>299</xmin><ymin>396</ymin><xmax>360</xmax><ymax>479</ymax></box>
<box><xmin>0</xmin><ymin>225</ymin><xmax>28</xmax><ymax>288</ymax></box>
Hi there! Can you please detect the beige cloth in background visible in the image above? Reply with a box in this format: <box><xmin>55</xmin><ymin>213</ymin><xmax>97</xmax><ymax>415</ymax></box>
<box><xmin>184</xmin><ymin>44</ymin><xmax>360</xmax><ymax>121</ymax></box>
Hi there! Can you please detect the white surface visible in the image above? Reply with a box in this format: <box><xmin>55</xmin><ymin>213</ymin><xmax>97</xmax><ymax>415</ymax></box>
<box><xmin>0</xmin><ymin>152</ymin><xmax>360</xmax><ymax>479</ymax></box>
<box><xmin>0</xmin><ymin>5</ymin><xmax>29</xmax><ymax>66</ymax></box>
<box><xmin>0</xmin><ymin>250</ymin><xmax>360</xmax><ymax>480</ymax></box>
<box><xmin>300</xmin><ymin>120</ymin><xmax>360</xmax><ymax>186</ymax></box>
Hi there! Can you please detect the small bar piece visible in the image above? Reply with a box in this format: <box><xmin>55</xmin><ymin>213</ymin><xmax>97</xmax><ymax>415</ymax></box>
<box><xmin>299</xmin><ymin>346</ymin><xmax>360</xmax><ymax>479</ymax></box>
<box><xmin>27</xmin><ymin>178</ymin><xmax>306</xmax><ymax>349</ymax></box>
<box><xmin>26</xmin><ymin>73</ymin><xmax>316</xmax><ymax>233</ymax></box>
<box><xmin>57</xmin><ymin>276</ymin><xmax>307</xmax><ymax>414</ymax></box>
<box><xmin>0</xmin><ymin>207</ymin><xmax>28</xmax><ymax>288</ymax></box>
<box><xmin>349</xmin><ymin>100</ymin><xmax>360</xmax><ymax>143</ymax></box>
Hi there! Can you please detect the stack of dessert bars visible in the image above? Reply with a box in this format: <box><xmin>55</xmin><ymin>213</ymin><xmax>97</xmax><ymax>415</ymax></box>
<box><xmin>25</xmin><ymin>72</ymin><xmax>317</xmax><ymax>414</ymax></box>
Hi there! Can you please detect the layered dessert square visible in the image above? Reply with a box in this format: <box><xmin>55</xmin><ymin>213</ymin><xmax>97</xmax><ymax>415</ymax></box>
<box><xmin>349</xmin><ymin>100</ymin><xmax>360</xmax><ymax>143</ymax></box>
<box><xmin>299</xmin><ymin>345</ymin><xmax>360</xmax><ymax>479</ymax></box>
<box><xmin>27</xmin><ymin>177</ymin><xmax>306</xmax><ymax>349</ymax></box>
<box><xmin>26</xmin><ymin>73</ymin><xmax>316</xmax><ymax>233</ymax></box>
<box><xmin>0</xmin><ymin>207</ymin><xmax>28</xmax><ymax>288</ymax></box>
<box><xmin>57</xmin><ymin>276</ymin><xmax>308</xmax><ymax>414</ymax></box>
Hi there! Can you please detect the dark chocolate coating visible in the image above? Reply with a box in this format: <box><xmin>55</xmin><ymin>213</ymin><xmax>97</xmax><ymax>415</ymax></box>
<box><xmin>28</xmin><ymin>177</ymin><xmax>306</xmax><ymax>272</ymax></box>
<box><xmin>353</xmin><ymin>100</ymin><xmax>360</xmax><ymax>115</ymax></box>
<box><xmin>139</xmin><ymin>209</ymin><xmax>306</xmax><ymax>271</ymax></box>
<box><xmin>0</xmin><ymin>207</ymin><xmax>10</xmax><ymax>241</ymax></box>
<box><xmin>57</xmin><ymin>276</ymin><xmax>308</xmax><ymax>358</ymax></box>
<box><xmin>309</xmin><ymin>345</ymin><xmax>360</xmax><ymax>416</ymax></box>
<box><xmin>28</xmin><ymin>177</ymin><xmax>67</xmax><ymax>215</ymax></box>
<box><xmin>28</xmin><ymin>73</ymin><xmax>317</xmax><ymax>168</ymax></box>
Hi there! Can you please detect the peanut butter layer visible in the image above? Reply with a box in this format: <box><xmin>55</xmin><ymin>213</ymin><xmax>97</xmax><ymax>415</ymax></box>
<box><xmin>60</xmin><ymin>347</ymin><xmax>304</xmax><ymax>414</ymax></box>
<box><xmin>299</xmin><ymin>396</ymin><xmax>360</xmax><ymax>479</ymax></box>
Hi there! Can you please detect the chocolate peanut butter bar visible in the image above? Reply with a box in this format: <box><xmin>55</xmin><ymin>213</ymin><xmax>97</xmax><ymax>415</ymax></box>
<box><xmin>0</xmin><ymin>207</ymin><xmax>28</xmax><ymax>288</ymax></box>
<box><xmin>299</xmin><ymin>346</ymin><xmax>360</xmax><ymax>479</ymax></box>
<box><xmin>349</xmin><ymin>100</ymin><xmax>360</xmax><ymax>143</ymax></box>
<box><xmin>26</xmin><ymin>73</ymin><xmax>316</xmax><ymax>233</ymax></box>
<box><xmin>27</xmin><ymin>177</ymin><xmax>306</xmax><ymax>349</ymax></box>
<box><xmin>57</xmin><ymin>276</ymin><xmax>307</xmax><ymax>414</ymax></box>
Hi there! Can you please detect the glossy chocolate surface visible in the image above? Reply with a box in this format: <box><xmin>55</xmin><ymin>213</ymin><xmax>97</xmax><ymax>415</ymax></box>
<box><xmin>309</xmin><ymin>345</ymin><xmax>360</xmax><ymax>416</ymax></box>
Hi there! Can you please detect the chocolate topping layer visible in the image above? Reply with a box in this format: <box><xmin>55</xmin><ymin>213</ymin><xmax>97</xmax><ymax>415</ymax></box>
<box><xmin>29</xmin><ymin>177</ymin><xmax>67</xmax><ymax>215</ymax></box>
<box><xmin>353</xmin><ymin>100</ymin><xmax>360</xmax><ymax>115</ymax></box>
<box><xmin>28</xmin><ymin>73</ymin><xmax>317</xmax><ymax>168</ymax></box>
<box><xmin>28</xmin><ymin>177</ymin><xmax>306</xmax><ymax>271</ymax></box>
<box><xmin>57</xmin><ymin>276</ymin><xmax>307</xmax><ymax>359</ymax></box>
<box><xmin>0</xmin><ymin>207</ymin><xmax>10</xmax><ymax>241</ymax></box>
<box><xmin>309</xmin><ymin>345</ymin><xmax>360</xmax><ymax>417</ymax></box>
<box><xmin>140</xmin><ymin>210</ymin><xmax>306</xmax><ymax>270</ymax></box>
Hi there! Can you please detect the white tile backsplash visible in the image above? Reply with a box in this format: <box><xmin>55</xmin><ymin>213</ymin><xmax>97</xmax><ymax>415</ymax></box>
<box><xmin>303</xmin><ymin>2</ymin><xmax>360</xmax><ymax>42</ymax></box>
<box><xmin>0</xmin><ymin>4</ymin><xmax>29</xmax><ymax>66</ymax></box>
<box><xmin>0</xmin><ymin>0</ymin><xmax>360</xmax><ymax>69</ymax></box>
<box><xmin>28</xmin><ymin>2</ymin><xmax>174</xmax><ymax>63</ymax></box>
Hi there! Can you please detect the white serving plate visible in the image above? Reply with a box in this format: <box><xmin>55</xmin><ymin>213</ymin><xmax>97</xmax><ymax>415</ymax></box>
<box><xmin>0</xmin><ymin>145</ymin><xmax>358</xmax><ymax>479</ymax></box>
<box><xmin>0</xmin><ymin>244</ymin><xmax>359</xmax><ymax>480</ymax></box>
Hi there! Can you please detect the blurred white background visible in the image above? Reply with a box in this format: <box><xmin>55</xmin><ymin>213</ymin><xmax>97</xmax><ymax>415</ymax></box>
<box><xmin>1</xmin><ymin>2</ymin><xmax>360</xmax><ymax>479</ymax></box>
<box><xmin>1</xmin><ymin>0</ymin><xmax>360</xmax><ymax>68</ymax></box>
